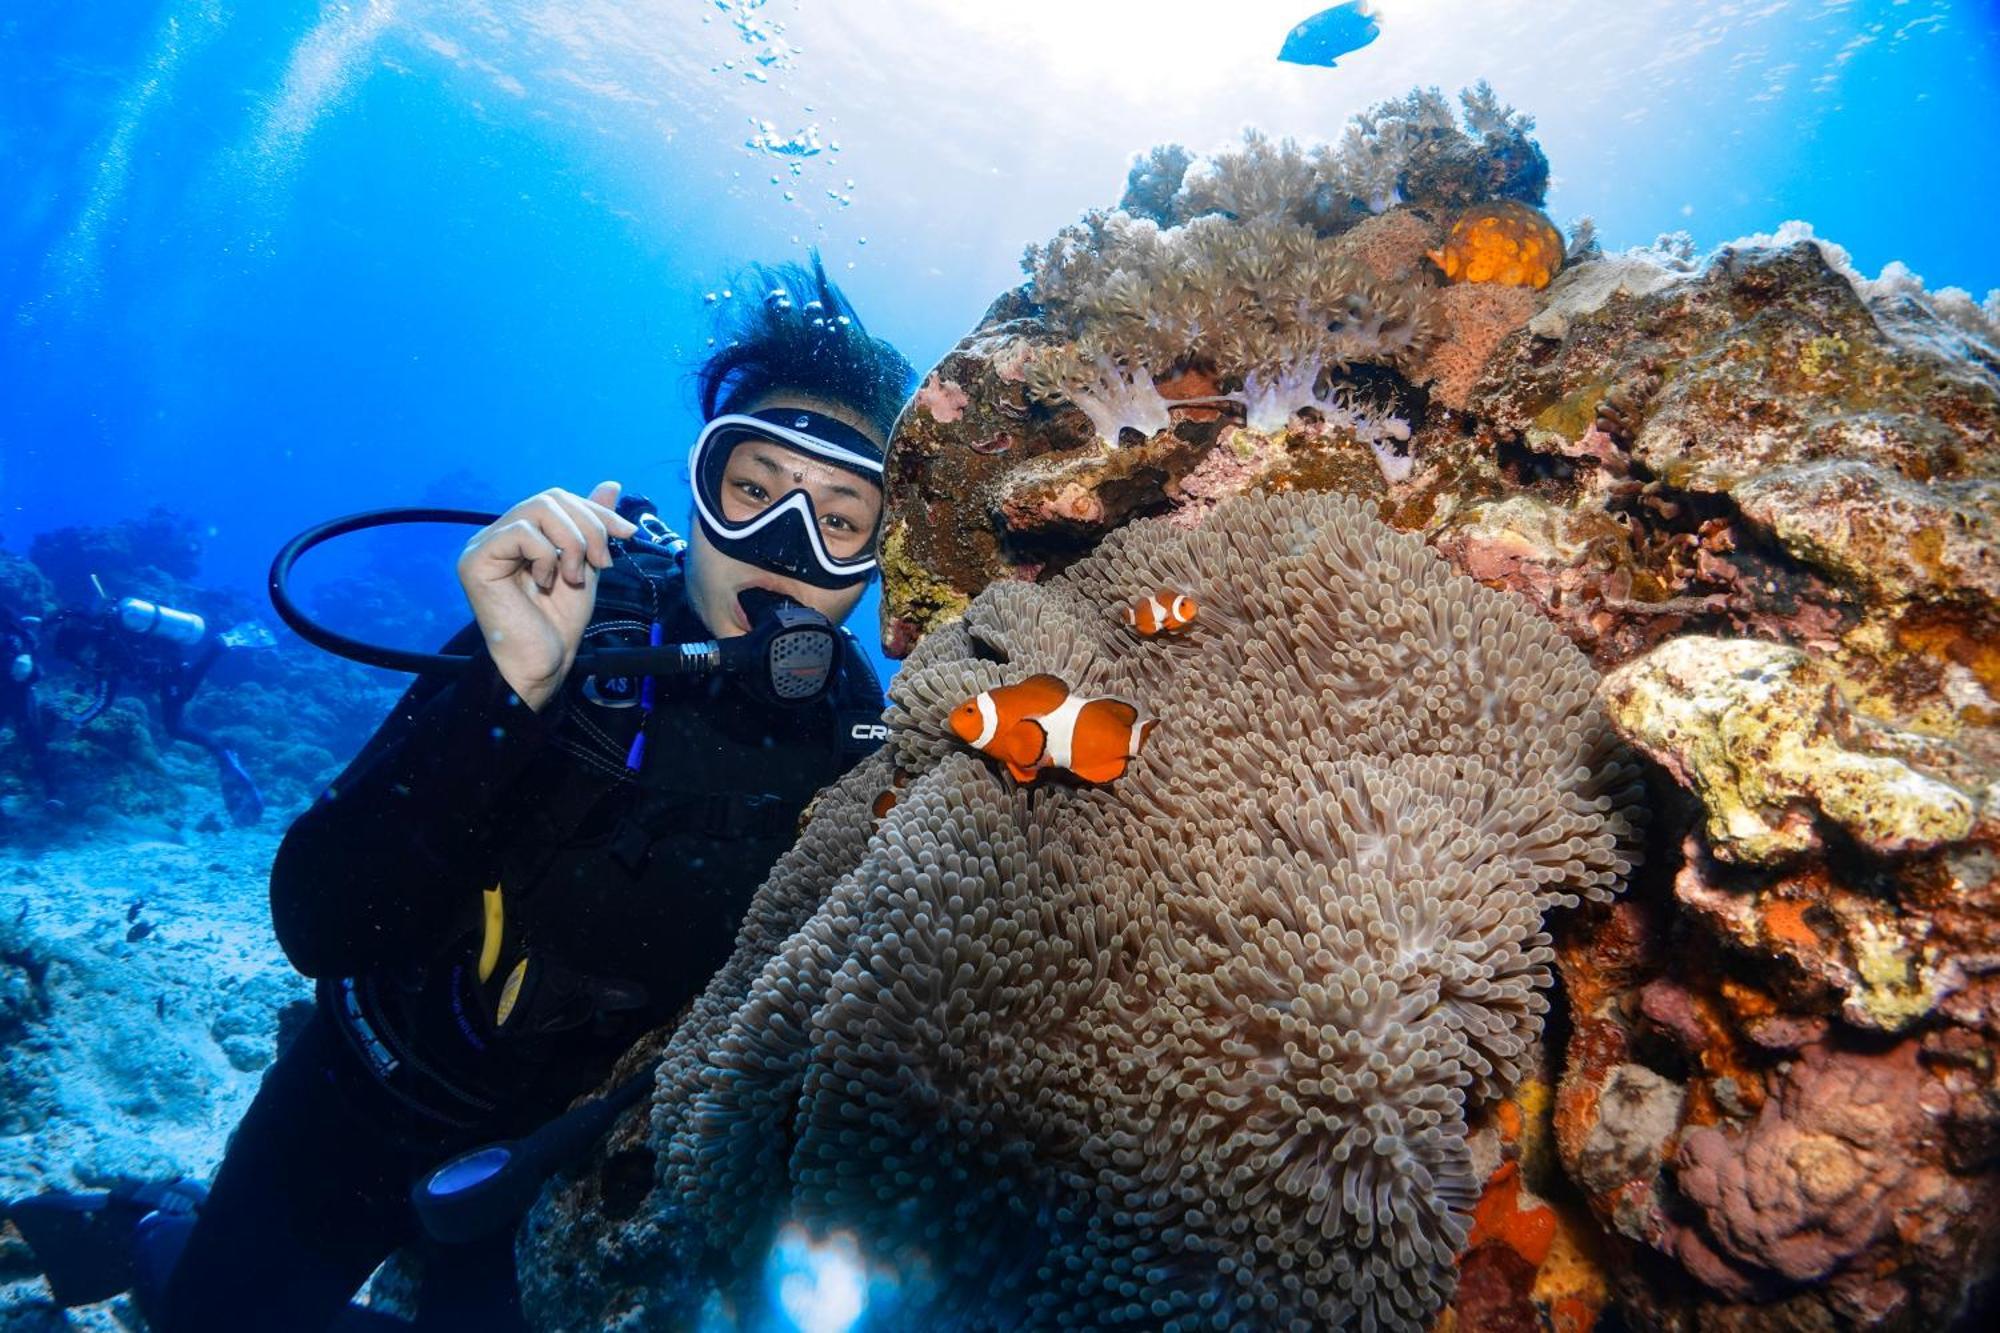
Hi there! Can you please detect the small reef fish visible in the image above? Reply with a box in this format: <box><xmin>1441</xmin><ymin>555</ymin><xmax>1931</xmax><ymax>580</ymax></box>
<box><xmin>871</xmin><ymin>769</ymin><xmax>909</xmax><ymax>821</ymax></box>
<box><xmin>949</xmin><ymin>673</ymin><xmax>1155</xmax><ymax>785</ymax></box>
<box><xmin>1122</xmin><ymin>591</ymin><xmax>1198</xmax><ymax>637</ymax></box>
<box><xmin>1277</xmin><ymin>2</ymin><xmax>1381</xmax><ymax>69</ymax></box>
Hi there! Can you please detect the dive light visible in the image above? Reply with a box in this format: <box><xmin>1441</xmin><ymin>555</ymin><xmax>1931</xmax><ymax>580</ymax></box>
<box><xmin>411</xmin><ymin>1062</ymin><xmax>657</xmax><ymax>1245</ymax></box>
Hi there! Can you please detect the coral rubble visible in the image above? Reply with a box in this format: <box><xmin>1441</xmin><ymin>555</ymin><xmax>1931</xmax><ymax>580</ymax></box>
<box><xmin>522</xmin><ymin>493</ymin><xmax>1640</xmax><ymax>1331</ymax></box>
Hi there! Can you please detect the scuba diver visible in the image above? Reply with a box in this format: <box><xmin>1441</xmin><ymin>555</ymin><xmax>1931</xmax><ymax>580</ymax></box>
<box><xmin>35</xmin><ymin>578</ymin><xmax>267</xmax><ymax>825</ymax></box>
<box><xmin>0</xmin><ymin>602</ymin><xmax>58</xmax><ymax>809</ymax></box>
<box><xmin>4</xmin><ymin>256</ymin><xmax>914</xmax><ymax>1331</ymax></box>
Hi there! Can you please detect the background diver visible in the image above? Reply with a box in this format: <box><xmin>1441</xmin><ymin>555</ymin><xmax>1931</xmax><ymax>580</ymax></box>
<box><xmin>0</xmin><ymin>601</ymin><xmax>60</xmax><ymax>812</ymax></box>
<box><xmin>5</xmin><ymin>255</ymin><xmax>915</xmax><ymax>1330</ymax></box>
<box><xmin>1</xmin><ymin>582</ymin><xmax>267</xmax><ymax>825</ymax></box>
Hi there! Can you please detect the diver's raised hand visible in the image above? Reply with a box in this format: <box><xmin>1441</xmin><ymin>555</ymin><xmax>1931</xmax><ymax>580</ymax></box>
<box><xmin>457</xmin><ymin>482</ymin><xmax>638</xmax><ymax>712</ymax></box>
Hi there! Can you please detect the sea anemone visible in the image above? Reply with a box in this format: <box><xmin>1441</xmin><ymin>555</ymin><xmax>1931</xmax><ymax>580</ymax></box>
<box><xmin>534</xmin><ymin>492</ymin><xmax>1642</xmax><ymax>1333</ymax></box>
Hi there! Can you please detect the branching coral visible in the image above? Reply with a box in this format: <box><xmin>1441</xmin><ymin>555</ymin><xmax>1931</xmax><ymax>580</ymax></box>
<box><xmin>542</xmin><ymin>493</ymin><xmax>1642</xmax><ymax>1332</ymax></box>
<box><xmin>1318</xmin><ymin>87</ymin><xmax>1459</xmax><ymax>215</ymax></box>
<box><xmin>1020</xmin><ymin>85</ymin><xmax>1544</xmax><ymax>446</ymax></box>
<box><xmin>1119</xmin><ymin>143</ymin><xmax>1196</xmax><ymax>227</ymax></box>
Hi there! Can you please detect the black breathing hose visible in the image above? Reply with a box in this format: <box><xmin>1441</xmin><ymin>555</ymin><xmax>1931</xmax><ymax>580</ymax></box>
<box><xmin>267</xmin><ymin>508</ymin><xmax>497</xmax><ymax>674</ymax></box>
<box><xmin>266</xmin><ymin>508</ymin><xmax>710</xmax><ymax>677</ymax></box>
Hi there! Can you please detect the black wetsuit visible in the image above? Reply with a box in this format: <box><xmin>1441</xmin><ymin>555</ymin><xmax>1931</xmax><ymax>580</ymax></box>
<box><xmin>1</xmin><ymin>607</ymin><xmax>55</xmax><ymax>802</ymax></box>
<box><xmin>145</xmin><ymin>555</ymin><xmax>885</xmax><ymax>1332</ymax></box>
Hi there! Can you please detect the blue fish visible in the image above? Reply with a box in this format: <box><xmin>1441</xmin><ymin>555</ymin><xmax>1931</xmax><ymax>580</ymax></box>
<box><xmin>1277</xmin><ymin>2</ymin><xmax>1381</xmax><ymax>69</ymax></box>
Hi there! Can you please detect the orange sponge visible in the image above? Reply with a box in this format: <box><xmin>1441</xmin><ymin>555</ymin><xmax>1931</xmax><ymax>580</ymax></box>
<box><xmin>1467</xmin><ymin>1160</ymin><xmax>1558</xmax><ymax>1267</ymax></box>
<box><xmin>1428</xmin><ymin>201</ymin><xmax>1565</xmax><ymax>289</ymax></box>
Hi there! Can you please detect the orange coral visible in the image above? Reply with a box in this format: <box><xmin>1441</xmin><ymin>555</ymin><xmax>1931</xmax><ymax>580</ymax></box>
<box><xmin>1429</xmin><ymin>201</ymin><xmax>1565</xmax><ymax>288</ymax></box>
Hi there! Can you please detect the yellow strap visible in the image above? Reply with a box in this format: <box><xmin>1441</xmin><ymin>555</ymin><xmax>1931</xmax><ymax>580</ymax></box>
<box><xmin>495</xmin><ymin>957</ymin><xmax>530</xmax><ymax>1027</ymax></box>
<box><xmin>477</xmin><ymin>884</ymin><xmax>505</xmax><ymax>984</ymax></box>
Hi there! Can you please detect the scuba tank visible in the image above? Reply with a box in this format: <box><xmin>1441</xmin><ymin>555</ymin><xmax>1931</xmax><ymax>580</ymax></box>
<box><xmin>109</xmin><ymin>596</ymin><xmax>207</xmax><ymax>647</ymax></box>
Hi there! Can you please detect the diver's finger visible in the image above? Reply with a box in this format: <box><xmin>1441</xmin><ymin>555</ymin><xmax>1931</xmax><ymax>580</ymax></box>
<box><xmin>585</xmin><ymin>481</ymin><xmax>639</xmax><ymax>538</ymax></box>
<box><xmin>486</xmin><ymin>519</ymin><xmax>559</xmax><ymax>591</ymax></box>
<box><xmin>529</xmin><ymin>494</ymin><xmax>591</xmax><ymax>586</ymax></box>
<box><xmin>549</xmin><ymin>489</ymin><xmax>613</xmax><ymax>571</ymax></box>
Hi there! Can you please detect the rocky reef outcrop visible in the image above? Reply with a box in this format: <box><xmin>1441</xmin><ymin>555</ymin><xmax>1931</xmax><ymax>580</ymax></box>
<box><xmin>518</xmin><ymin>87</ymin><xmax>1999</xmax><ymax>1331</ymax></box>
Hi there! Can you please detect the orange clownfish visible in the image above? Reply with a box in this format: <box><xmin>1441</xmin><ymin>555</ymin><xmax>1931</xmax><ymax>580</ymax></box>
<box><xmin>871</xmin><ymin>769</ymin><xmax>909</xmax><ymax>821</ymax></box>
<box><xmin>949</xmin><ymin>673</ymin><xmax>1155</xmax><ymax>785</ymax></box>
<box><xmin>1122</xmin><ymin>591</ymin><xmax>1198</xmax><ymax>636</ymax></box>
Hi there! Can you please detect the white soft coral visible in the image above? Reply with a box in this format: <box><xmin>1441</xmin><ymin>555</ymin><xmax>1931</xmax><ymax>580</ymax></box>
<box><xmin>1049</xmin><ymin>352</ymin><xmax>1175</xmax><ymax>446</ymax></box>
<box><xmin>1222</xmin><ymin>362</ymin><xmax>1412</xmax><ymax>464</ymax></box>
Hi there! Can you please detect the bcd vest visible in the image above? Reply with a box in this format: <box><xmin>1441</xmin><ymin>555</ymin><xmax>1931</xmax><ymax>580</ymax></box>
<box><xmin>328</xmin><ymin>543</ymin><xmax>885</xmax><ymax>1131</ymax></box>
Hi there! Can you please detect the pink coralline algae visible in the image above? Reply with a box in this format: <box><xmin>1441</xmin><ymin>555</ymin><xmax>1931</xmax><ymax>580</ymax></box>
<box><xmin>1672</xmin><ymin>1042</ymin><xmax>1959</xmax><ymax>1314</ymax></box>
<box><xmin>1163</xmin><ymin>426</ymin><xmax>1283</xmax><ymax>528</ymax></box>
<box><xmin>913</xmin><ymin>371</ymin><xmax>971</xmax><ymax>423</ymax></box>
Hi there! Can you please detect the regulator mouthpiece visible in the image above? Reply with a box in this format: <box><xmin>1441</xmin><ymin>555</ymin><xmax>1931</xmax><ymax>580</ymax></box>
<box><xmin>725</xmin><ymin>589</ymin><xmax>839</xmax><ymax>706</ymax></box>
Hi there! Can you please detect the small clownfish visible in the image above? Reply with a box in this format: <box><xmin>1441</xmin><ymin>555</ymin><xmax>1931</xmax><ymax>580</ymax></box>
<box><xmin>871</xmin><ymin>769</ymin><xmax>910</xmax><ymax>821</ymax></box>
<box><xmin>949</xmin><ymin>673</ymin><xmax>1155</xmax><ymax>785</ymax></box>
<box><xmin>1122</xmin><ymin>591</ymin><xmax>1198</xmax><ymax>637</ymax></box>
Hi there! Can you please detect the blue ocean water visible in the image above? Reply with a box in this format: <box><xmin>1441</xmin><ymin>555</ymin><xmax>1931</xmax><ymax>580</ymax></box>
<box><xmin>3</xmin><ymin>0</ymin><xmax>1996</xmax><ymax>677</ymax></box>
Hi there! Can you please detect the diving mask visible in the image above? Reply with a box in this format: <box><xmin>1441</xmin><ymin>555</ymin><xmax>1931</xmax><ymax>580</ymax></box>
<box><xmin>688</xmin><ymin>408</ymin><xmax>884</xmax><ymax>590</ymax></box>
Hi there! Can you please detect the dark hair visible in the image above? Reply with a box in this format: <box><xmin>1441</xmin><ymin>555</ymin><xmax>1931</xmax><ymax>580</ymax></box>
<box><xmin>695</xmin><ymin>253</ymin><xmax>916</xmax><ymax>446</ymax></box>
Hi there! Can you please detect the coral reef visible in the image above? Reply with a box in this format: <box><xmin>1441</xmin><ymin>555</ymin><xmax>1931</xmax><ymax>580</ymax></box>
<box><xmin>883</xmin><ymin>85</ymin><xmax>1570</xmax><ymax>647</ymax></box>
<box><xmin>522</xmin><ymin>493</ymin><xmax>1640</xmax><ymax>1331</ymax></box>
<box><xmin>0</xmin><ymin>552</ymin><xmax>55</xmax><ymax>623</ymax></box>
<box><xmin>1007</xmin><ymin>84</ymin><xmax>1550</xmax><ymax>446</ymax></box>
<box><xmin>1672</xmin><ymin>1042</ymin><xmax>1951</xmax><ymax>1307</ymax></box>
<box><xmin>1019</xmin><ymin>205</ymin><xmax>1438</xmax><ymax>437</ymax></box>
<box><xmin>1601</xmin><ymin>636</ymin><xmax>1977</xmax><ymax>866</ymax></box>
<box><xmin>856</xmin><ymin>116</ymin><xmax>2000</xmax><ymax>1328</ymax></box>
